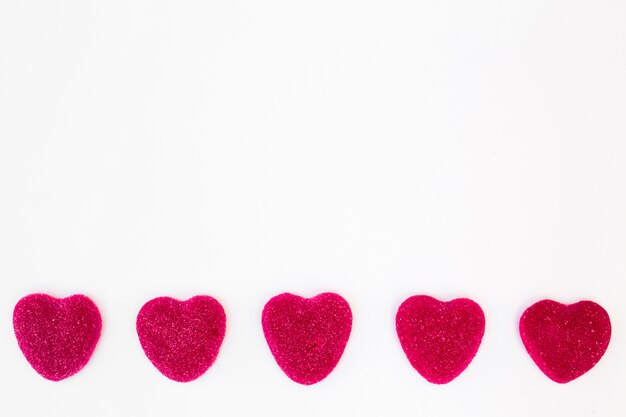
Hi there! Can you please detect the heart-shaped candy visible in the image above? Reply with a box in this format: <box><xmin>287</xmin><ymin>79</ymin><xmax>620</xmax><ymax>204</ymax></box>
<box><xmin>262</xmin><ymin>292</ymin><xmax>352</xmax><ymax>385</ymax></box>
<box><xmin>519</xmin><ymin>299</ymin><xmax>611</xmax><ymax>383</ymax></box>
<box><xmin>136</xmin><ymin>296</ymin><xmax>226</xmax><ymax>382</ymax></box>
<box><xmin>13</xmin><ymin>293</ymin><xmax>102</xmax><ymax>381</ymax></box>
<box><xmin>396</xmin><ymin>295</ymin><xmax>485</xmax><ymax>384</ymax></box>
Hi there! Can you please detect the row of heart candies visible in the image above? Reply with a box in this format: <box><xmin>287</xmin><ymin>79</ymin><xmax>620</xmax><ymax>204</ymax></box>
<box><xmin>12</xmin><ymin>292</ymin><xmax>611</xmax><ymax>384</ymax></box>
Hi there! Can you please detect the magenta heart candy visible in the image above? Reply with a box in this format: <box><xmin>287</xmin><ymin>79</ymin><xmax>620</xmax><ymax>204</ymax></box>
<box><xmin>262</xmin><ymin>292</ymin><xmax>352</xmax><ymax>385</ymax></box>
<box><xmin>136</xmin><ymin>296</ymin><xmax>226</xmax><ymax>382</ymax></box>
<box><xmin>13</xmin><ymin>293</ymin><xmax>102</xmax><ymax>381</ymax></box>
<box><xmin>519</xmin><ymin>299</ymin><xmax>611</xmax><ymax>383</ymax></box>
<box><xmin>396</xmin><ymin>295</ymin><xmax>485</xmax><ymax>384</ymax></box>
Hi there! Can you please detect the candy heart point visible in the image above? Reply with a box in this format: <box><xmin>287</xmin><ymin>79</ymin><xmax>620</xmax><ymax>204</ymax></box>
<box><xmin>136</xmin><ymin>295</ymin><xmax>226</xmax><ymax>382</ymax></box>
<box><xmin>13</xmin><ymin>293</ymin><xmax>102</xmax><ymax>381</ymax></box>
<box><xmin>262</xmin><ymin>292</ymin><xmax>352</xmax><ymax>385</ymax></box>
<box><xmin>519</xmin><ymin>299</ymin><xmax>611</xmax><ymax>383</ymax></box>
<box><xmin>396</xmin><ymin>295</ymin><xmax>485</xmax><ymax>384</ymax></box>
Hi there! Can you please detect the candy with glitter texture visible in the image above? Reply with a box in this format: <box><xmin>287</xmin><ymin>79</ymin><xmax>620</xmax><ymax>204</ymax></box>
<box><xmin>13</xmin><ymin>293</ymin><xmax>102</xmax><ymax>381</ymax></box>
<box><xmin>519</xmin><ymin>299</ymin><xmax>611</xmax><ymax>383</ymax></box>
<box><xmin>396</xmin><ymin>295</ymin><xmax>485</xmax><ymax>384</ymax></box>
<box><xmin>136</xmin><ymin>296</ymin><xmax>226</xmax><ymax>382</ymax></box>
<box><xmin>262</xmin><ymin>292</ymin><xmax>352</xmax><ymax>385</ymax></box>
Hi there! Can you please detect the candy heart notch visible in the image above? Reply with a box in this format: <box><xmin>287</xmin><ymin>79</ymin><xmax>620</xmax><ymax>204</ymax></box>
<box><xmin>396</xmin><ymin>295</ymin><xmax>485</xmax><ymax>384</ymax></box>
<box><xmin>13</xmin><ymin>293</ymin><xmax>102</xmax><ymax>381</ymax></box>
<box><xmin>136</xmin><ymin>296</ymin><xmax>226</xmax><ymax>382</ymax></box>
<box><xmin>262</xmin><ymin>292</ymin><xmax>352</xmax><ymax>385</ymax></box>
<box><xmin>519</xmin><ymin>299</ymin><xmax>611</xmax><ymax>383</ymax></box>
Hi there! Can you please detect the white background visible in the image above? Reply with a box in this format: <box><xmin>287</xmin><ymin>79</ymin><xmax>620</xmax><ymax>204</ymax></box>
<box><xmin>1</xmin><ymin>1</ymin><xmax>625</xmax><ymax>416</ymax></box>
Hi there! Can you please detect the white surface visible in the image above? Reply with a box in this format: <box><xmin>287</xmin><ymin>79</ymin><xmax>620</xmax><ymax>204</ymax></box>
<box><xmin>1</xmin><ymin>1</ymin><xmax>625</xmax><ymax>416</ymax></box>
